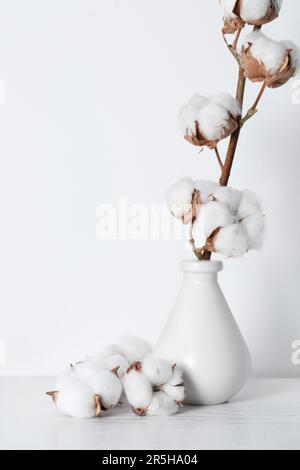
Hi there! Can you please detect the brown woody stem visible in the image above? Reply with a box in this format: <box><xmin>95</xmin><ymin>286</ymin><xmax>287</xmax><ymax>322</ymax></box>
<box><xmin>214</xmin><ymin>147</ymin><xmax>224</xmax><ymax>170</ymax></box>
<box><xmin>241</xmin><ymin>81</ymin><xmax>267</xmax><ymax>127</ymax></box>
<box><xmin>196</xmin><ymin>26</ymin><xmax>262</xmax><ymax>260</ymax></box>
<box><xmin>232</xmin><ymin>28</ymin><xmax>242</xmax><ymax>50</ymax></box>
<box><xmin>219</xmin><ymin>25</ymin><xmax>262</xmax><ymax>188</ymax></box>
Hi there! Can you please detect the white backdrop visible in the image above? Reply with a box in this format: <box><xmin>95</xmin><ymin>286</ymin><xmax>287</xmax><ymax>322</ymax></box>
<box><xmin>0</xmin><ymin>0</ymin><xmax>299</xmax><ymax>377</ymax></box>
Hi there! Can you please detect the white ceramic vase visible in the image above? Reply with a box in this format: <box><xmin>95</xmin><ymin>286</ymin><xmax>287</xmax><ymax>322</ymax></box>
<box><xmin>154</xmin><ymin>260</ymin><xmax>251</xmax><ymax>405</ymax></box>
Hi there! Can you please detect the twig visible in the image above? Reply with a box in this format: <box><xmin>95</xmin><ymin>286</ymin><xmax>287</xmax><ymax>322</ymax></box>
<box><xmin>214</xmin><ymin>147</ymin><xmax>224</xmax><ymax>170</ymax></box>
<box><xmin>219</xmin><ymin>66</ymin><xmax>246</xmax><ymax>187</ymax></box>
<box><xmin>232</xmin><ymin>28</ymin><xmax>242</xmax><ymax>50</ymax></box>
<box><xmin>241</xmin><ymin>81</ymin><xmax>267</xmax><ymax>127</ymax></box>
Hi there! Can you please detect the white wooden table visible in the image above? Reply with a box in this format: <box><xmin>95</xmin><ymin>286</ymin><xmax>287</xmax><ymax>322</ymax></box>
<box><xmin>0</xmin><ymin>377</ymin><xmax>299</xmax><ymax>450</ymax></box>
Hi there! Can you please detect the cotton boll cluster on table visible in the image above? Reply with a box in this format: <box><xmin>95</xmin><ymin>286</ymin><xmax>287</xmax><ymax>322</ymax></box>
<box><xmin>219</xmin><ymin>0</ymin><xmax>283</xmax><ymax>34</ymax></box>
<box><xmin>240</xmin><ymin>31</ymin><xmax>300</xmax><ymax>88</ymax></box>
<box><xmin>167</xmin><ymin>178</ymin><xmax>266</xmax><ymax>259</ymax></box>
<box><xmin>179</xmin><ymin>93</ymin><xmax>241</xmax><ymax>149</ymax></box>
<box><xmin>122</xmin><ymin>359</ymin><xmax>185</xmax><ymax>417</ymax></box>
<box><xmin>47</xmin><ymin>336</ymin><xmax>185</xmax><ymax>419</ymax></box>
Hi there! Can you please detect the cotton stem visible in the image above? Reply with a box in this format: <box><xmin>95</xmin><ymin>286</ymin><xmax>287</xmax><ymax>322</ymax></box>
<box><xmin>241</xmin><ymin>81</ymin><xmax>267</xmax><ymax>127</ymax></box>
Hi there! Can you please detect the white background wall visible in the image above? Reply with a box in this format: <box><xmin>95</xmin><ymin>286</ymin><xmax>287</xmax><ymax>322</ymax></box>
<box><xmin>0</xmin><ymin>0</ymin><xmax>299</xmax><ymax>377</ymax></box>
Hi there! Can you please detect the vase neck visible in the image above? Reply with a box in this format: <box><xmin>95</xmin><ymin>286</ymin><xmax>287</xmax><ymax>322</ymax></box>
<box><xmin>181</xmin><ymin>260</ymin><xmax>223</xmax><ymax>275</ymax></box>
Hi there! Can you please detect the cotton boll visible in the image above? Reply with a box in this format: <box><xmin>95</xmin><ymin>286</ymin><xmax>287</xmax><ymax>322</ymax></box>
<box><xmin>214</xmin><ymin>224</ymin><xmax>249</xmax><ymax>258</ymax></box>
<box><xmin>146</xmin><ymin>392</ymin><xmax>180</xmax><ymax>417</ymax></box>
<box><xmin>118</xmin><ymin>335</ymin><xmax>152</xmax><ymax>364</ymax></box>
<box><xmin>194</xmin><ymin>180</ymin><xmax>218</xmax><ymax>204</ymax></box>
<box><xmin>209</xmin><ymin>93</ymin><xmax>242</xmax><ymax>118</ymax></box>
<box><xmin>55</xmin><ymin>370</ymin><xmax>77</xmax><ymax>390</ymax></box>
<box><xmin>219</xmin><ymin>0</ymin><xmax>239</xmax><ymax>19</ymax></box>
<box><xmin>202</xmin><ymin>201</ymin><xmax>234</xmax><ymax>238</ymax></box>
<box><xmin>74</xmin><ymin>362</ymin><xmax>122</xmax><ymax>409</ymax></box>
<box><xmin>212</xmin><ymin>186</ymin><xmax>242</xmax><ymax>213</ymax></box>
<box><xmin>241</xmin><ymin>213</ymin><xmax>266</xmax><ymax>250</ymax></box>
<box><xmin>161</xmin><ymin>382</ymin><xmax>185</xmax><ymax>403</ymax></box>
<box><xmin>167</xmin><ymin>177</ymin><xmax>195</xmax><ymax>223</ymax></box>
<box><xmin>141</xmin><ymin>357</ymin><xmax>174</xmax><ymax>386</ymax></box>
<box><xmin>47</xmin><ymin>374</ymin><xmax>100</xmax><ymax>419</ymax></box>
<box><xmin>100</xmin><ymin>354</ymin><xmax>130</xmax><ymax>379</ymax></box>
<box><xmin>281</xmin><ymin>40</ymin><xmax>300</xmax><ymax>71</ymax></box>
<box><xmin>122</xmin><ymin>369</ymin><xmax>153</xmax><ymax>412</ymax></box>
<box><xmin>240</xmin><ymin>0</ymin><xmax>271</xmax><ymax>23</ymax></box>
<box><xmin>89</xmin><ymin>370</ymin><xmax>122</xmax><ymax>409</ymax></box>
<box><xmin>238</xmin><ymin>190</ymin><xmax>262</xmax><ymax>220</ymax></box>
<box><xmin>244</xmin><ymin>32</ymin><xmax>287</xmax><ymax>74</ymax></box>
<box><xmin>179</xmin><ymin>94</ymin><xmax>209</xmax><ymax>136</ymax></box>
<box><xmin>161</xmin><ymin>368</ymin><xmax>185</xmax><ymax>403</ymax></box>
<box><xmin>198</xmin><ymin>103</ymin><xmax>232</xmax><ymax>141</ymax></box>
<box><xmin>87</xmin><ymin>345</ymin><xmax>121</xmax><ymax>366</ymax></box>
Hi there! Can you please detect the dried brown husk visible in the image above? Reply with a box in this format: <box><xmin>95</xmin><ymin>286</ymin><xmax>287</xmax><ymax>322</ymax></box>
<box><xmin>240</xmin><ymin>44</ymin><xmax>296</xmax><ymax>88</ymax></box>
<box><xmin>239</xmin><ymin>0</ymin><xmax>281</xmax><ymax>26</ymax></box>
<box><xmin>222</xmin><ymin>0</ymin><xmax>280</xmax><ymax>34</ymax></box>
<box><xmin>184</xmin><ymin>117</ymin><xmax>239</xmax><ymax>150</ymax></box>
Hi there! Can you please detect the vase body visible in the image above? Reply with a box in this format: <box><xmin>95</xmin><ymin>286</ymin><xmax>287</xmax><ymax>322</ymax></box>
<box><xmin>154</xmin><ymin>260</ymin><xmax>251</xmax><ymax>405</ymax></box>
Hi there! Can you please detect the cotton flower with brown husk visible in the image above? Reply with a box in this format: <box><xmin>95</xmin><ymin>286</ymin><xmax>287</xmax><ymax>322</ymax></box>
<box><xmin>179</xmin><ymin>93</ymin><xmax>241</xmax><ymax>150</ymax></box>
<box><xmin>122</xmin><ymin>359</ymin><xmax>185</xmax><ymax>417</ymax></box>
<box><xmin>240</xmin><ymin>31</ymin><xmax>300</xmax><ymax>88</ymax></box>
<box><xmin>219</xmin><ymin>0</ymin><xmax>283</xmax><ymax>35</ymax></box>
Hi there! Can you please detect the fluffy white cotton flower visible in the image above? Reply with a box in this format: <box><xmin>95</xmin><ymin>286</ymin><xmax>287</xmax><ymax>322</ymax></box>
<box><xmin>122</xmin><ymin>368</ymin><xmax>153</xmax><ymax>413</ymax></box>
<box><xmin>238</xmin><ymin>190</ymin><xmax>262</xmax><ymax>220</ymax></box>
<box><xmin>179</xmin><ymin>93</ymin><xmax>209</xmax><ymax>136</ymax></box>
<box><xmin>47</xmin><ymin>372</ymin><xmax>100</xmax><ymax>419</ymax></box>
<box><xmin>214</xmin><ymin>224</ymin><xmax>249</xmax><ymax>258</ymax></box>
<box><xmin>212</xmin><ymin>186</ymin><xmax>242</xmax><ymax>213</ymax></box>
<box><xmin>73</xmin><ymin>362</ymin><xmax>122</xmax><ymax>409</ymax></box>
<box><xmin>117</xmin><ymin>335</ymin><xmax>152</xmax><ymax>364</ymax></box>
<box><xmin>146</xmin><ymin>392</ymin><xmax>180</xmax><ymax>417</ymax></box>
<box><xmin>244</xmin><ymin>32</ymin><xmax>287</xmax><ymax>74</ymax></box>
<box><xmin>194</xmin><ymin>180</ymin><xmax>218</xmax><ymax>204</ymax></box>
<box><xmin>161</xmin><ymin>368</ymin><xmax>185</xmax><ymax>403</ymax></box>
<box><xmin>87</xmin><ymin>354</ymin><xmax>129</xmax><ymax>379</ymax></box>
<box><xmin>197</xmin><ymin>103</ymin><xmax>234</xmax><ymax>142</ymax></box>
<box><xmin>241</xmin><ymin>31</ymin><xmax>299</xmax><ymax>88</ymax></box>
<box><xmin>219</xmin><ymin>0</ymin><xmax>239</xmax><ymax>19</ymax></box>
<box><xmin>167</xmin><ymin>177</ymin><xmax>197</xmax><ymax>224</ymax></box>
<box><xmin>141</xmin><ymin>357</ymin><xmax>174</xmax><ymax>386</ymax></box>
<box><xmin>209</xmin><ymin>93</ymin><xmax>242</xmax><ymax>119</ymax></box>
<box><xmin>179</xmin><ymin>93</ymin><xmax>240</xmax><ymax>148</ymax></box>
<box><xmin>220</xmin><ymin>0</ymin><xmax>283</xmax><ymax>32</ymax></box>
<box><xmin>281</xmin><ymin>40</ymin><xmax>300</xmax><ymax>70</ymax></box>
<box><xmin>240</xmin><ymin>0</ymin><xmax>275</xmax><ymax>23</ymax></box>
<box><xmin>202</xmin><ymin>201</ymin><xmax>234</xmax><ymax>238</ymax></box>
<box><xmin>241</xmin><ymin>213</ymin><xmax>266</xmax><ymax>250</ymax></box>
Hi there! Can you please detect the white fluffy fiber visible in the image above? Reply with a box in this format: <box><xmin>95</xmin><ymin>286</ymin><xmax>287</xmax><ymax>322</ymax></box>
<box><xmin>122</xmin><ymin>368</ymin><xmax>153</xmax><ymax>411</ymax></box>
<box><xmin>202</xmin><ymin>201</ymin><xmax>234</xmax><ymax>238</ymax></box>
<box><xmin>237</xmin><ymin>189</ymin><xmax>262</xmax><ymax>220</ymax></box>
<box><xmin>244</xmin><ymin>32</ymin><xmax>289</xmax><ymax>74</ymax></box>
<box><xmin>166</xmin><ymin>177</ymin><xmax>195</xmax><ymax>222</ymax></box>
<box><xmin>142</xmin><ymin>357</ymin><xmax>174</xmax><ymax>386</ymax></box>
<box><xmin>179</xmin><ymin>93</ymin><xmax>240</xmax><ymax>142</ymax></box>
<box><xmin>214</xmin><ymin>224</ymin><xmax>249</xmax><ymax>258</ymax></box>
<box><xmin>167</xmin><ymin>178</ymin><xmax>265</xmax><ymax>258</ymax></box>
<box><xmin>73</xmin><ymin>363</ymin><xmax>122</xmax><ymax>409</ymax></box>
<box><xmin>220</xmin><ymin>0</ymin><xmax>283</xmax><ymax>22</ymax></box>
<box><xmin>117</xmin><ymin>335</ymin><xmax>152</xmax><ymax>364</ymax></box>
<box><xmin>219</xmin><ymin>0</ymin><xmax>239</xmax><ymax>19</ymax></box>
<box><xmin>146</xmin><ymin>392</ymin><xmax>180</xmax><ymax>417</ymax></box>
<box><xmin>48</xmin><ymin>337</ymin><xmax>184</xmax><ymax>418</ymax></box>
<box><xmin>241</xmin><ymin>213</ymin><xmax>266</xmax><ymax>250</ymax></box>
<box><xmin>240</xmin><ymin>0</ymin><xmax>274</xmax><ymax>22</ymax></box>
<box><xmin>52</xmin><ymin>371</ymin><xmax>99</xmax><ymax>419</ymax></box>
<box><xmin>122</xmin><ymin>358</ymin><xmax>185</xmax><ymax>416</ymax></box>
